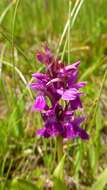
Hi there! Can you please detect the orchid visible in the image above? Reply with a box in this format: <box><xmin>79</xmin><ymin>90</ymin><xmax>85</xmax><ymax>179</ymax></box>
<box><xmin>31</xmin><ymin>45</ymin><xmax>89</xmax><ymax>140</ymax></box>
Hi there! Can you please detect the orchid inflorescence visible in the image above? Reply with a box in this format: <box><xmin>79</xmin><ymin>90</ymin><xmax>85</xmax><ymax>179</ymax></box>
<box><xmin>31</xmin><ymin>45</ymin><xmax>89</xmax><ymax>140</ymax></box>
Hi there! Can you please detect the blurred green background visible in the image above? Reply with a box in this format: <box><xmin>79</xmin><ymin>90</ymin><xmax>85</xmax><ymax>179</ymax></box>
<box><xmin>0</xmin><ymin>0</ymin><xmax>107</xmax><ymax>189</ymax></box>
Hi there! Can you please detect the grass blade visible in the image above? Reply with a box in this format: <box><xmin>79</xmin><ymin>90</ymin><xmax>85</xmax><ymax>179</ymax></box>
<box><xmin>89</xmin><ymin>168</ymin><xmax>107</xmax><ymax>190</ymax></box>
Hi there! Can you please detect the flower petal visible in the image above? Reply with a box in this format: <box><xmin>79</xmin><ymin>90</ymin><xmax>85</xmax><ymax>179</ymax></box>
<box><xmin>32</xmin><ymin>73</ymin><xmax>49</xmax><ymax>81</ymax></box>
<box><xmin>61</xmin><ymin>88</ymin><xmax>78</xmax><ymax>100</ymax></box>
<box><xmin>59</xmin><ymin>61</ymin><xmax>80</xmax><ymax>75</ymax></box>
<box><xmin>32</xmin><ymin>95</ymin><xmax>46</xmax><ymax>111</ymax></box>
<box><xmin>45</xmin><ymin>120</ymin><xmax>62</xmax><ymax>137</ymax></box>
<box><xmin>67</xmin><ymin>71</ymin><xmax>78</xmax><ymax>87</ymax></box>
<box><xmin>37</xmin><ymin>128</ymin><xmax>50</xmax><ymax>138</ymax></box>
<box><xmin>30</xmin><ymin>82</ymin><xmax>44</xmax><ymax>90</ymax></box>
<box><xmin>62</xmin><ymin>123</ymin><xmax>78</xmax><ymax>139</ymax></box>
<box><xmin>70</xmin><ymin>96</ymin><xmax>82</xmax><ymax>110</ymax></box>
<box><xmin>36</xmin><ymin>52</ymin><xmax>44</xmax><ymax>63</ymax></box>
<box><xmin>74</xmin><ymin>82</ymin><xmax>87</xmax><ymax>89</ymax></box>
<box><xmin>70</xmin><ymin>61</ymin><xmax>80</xmax><ymax>69</ymax></box>
<box><xmin>78</xmin><ymin>128</ymin><xmax>89</xmax><ymax>140</ymax></box>
<box><xmin>57</xmin><ymin>88</ymin><xmax>64</xmax><ymax>95</ymax></box>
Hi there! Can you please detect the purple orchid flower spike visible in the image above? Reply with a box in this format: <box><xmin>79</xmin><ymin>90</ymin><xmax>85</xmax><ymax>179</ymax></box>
<box><xmin>31</xmin><ymin>45</ymin><xmax>89</xmax><ymax>141</ymax></box>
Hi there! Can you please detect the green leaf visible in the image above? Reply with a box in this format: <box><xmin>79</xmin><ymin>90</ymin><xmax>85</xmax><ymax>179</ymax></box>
<box><xmin>74</xmin><ymin>140</ymin><xmax>84</xmax><ymax>178</ymax></box>
<box><xmin>53</xmin><ymin>155</ymin><xmax>65</xmax><ymax>181</ymax></box>
<box><xmin>89</xmin><ymin>106</ymin><xmax>102</xmax><ymax>174</ymax></box>
<box><xmin>88</xmin><ymin>142</ymin><xmax>97</xmax><ymax>171</ymax></box>
<box><xmin>53</xmin><ymin>155</ymin><xmax>67</xmax><ymax>190</ymax></box>
<box><xmin>53</xmin><ymin>178</ymin><xmax>68</xmax><ymax>190</ymax></box>
<box><xmin>0</xmin><ymin>183</ymin><xmax>4</xmax><ymax>190</ymax></box>
<box><xmin>88</xmin><ymin>106</ymin><xmax>102</xmax><ymax>175</ymax></box>
<box><xmin>0</xmin><ymin>121</ymin><xmax>8</xmax><ymax>155</ymax></box>
<box><xmin>95</xmin><ymin>106</ymin><xmax>102</xmax><ymax>140</ymax></box>
<box><xmin>10</xmin><ymin>178</ymin><xmax>40</xmax><ymax>190</ymax></box>
<box><xmin>89</xmin><ymin>168</ymin><xmax>107</xmax><ymax>190</ymax></box>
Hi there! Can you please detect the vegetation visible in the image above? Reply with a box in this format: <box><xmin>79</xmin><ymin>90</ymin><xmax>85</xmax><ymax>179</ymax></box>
<box><xmin>0</xmin><ymin>0</ymin><xmax>107</xmax><ymax>189</ymax></box>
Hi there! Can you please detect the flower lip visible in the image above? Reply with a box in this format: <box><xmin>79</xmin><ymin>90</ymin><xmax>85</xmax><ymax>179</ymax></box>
<box><xmin>78</xmin><ymin>127</ymin><xmax>89</xmax><ymax>140</ymax></box>
<box><xmin>32</xmin><ymin>95</ymin><xmax>46</xmax><ymax>111</ymax></box>
<box><xmin>57</xmin><ymin>88</ymin><xmax>79</xmax><ymax>101</ymax></box>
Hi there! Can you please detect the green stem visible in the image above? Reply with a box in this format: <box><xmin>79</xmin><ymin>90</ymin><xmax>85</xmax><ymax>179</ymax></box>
<box><xmin>57</xmin><ymin>136</ymin><xmax>63</xmax><ymax>162</ymax></box>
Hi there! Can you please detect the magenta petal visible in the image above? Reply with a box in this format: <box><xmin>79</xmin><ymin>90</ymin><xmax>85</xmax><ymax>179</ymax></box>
<box><xmin>32</xmin><ymin>73</ymin><xmax>49</xmax><ymax>81</ymax></box>
<box><xmin>64</xmin><ymin>62</ymin><xmax>79</xmax><ymax>71</ymax></box>
<box><xmin>70</xmin><ymin>61</ymin><xmax>80</xmax><ymax>69</ymax></box>
<box><xmin>61</xmin><ymin>88</ymin><xmax>78</xmax><ymax>100</ymax></box>
<box><xmin>37</xmin><ymin>128</ymin><xmax>46</xmax><ymax>136</ymax></box>
<box><xmin>63</xmin><ymin>123</ymin><xmax>78</xmax><ymax>139</ymax></box>
<box><xmin>37</xmin><ymin>128</ymin><xmax>50</xmax><ymax>138</ymax></box>
<box><xmin>32</xmin><ymin>95</ymin><xmax>46</xmax><ymax>111</ymax></box>
<box><xmin>30</xmin><ymin>83</ymin><xmax>44</xmax><ymax>90</ymax></box>
<box><xmin>57</xmin><ymin>88</ymin><xmax>64</xmax><ymax>95</ymax></box>
<box><xmin>64</xmin><ymin>65</ymin><xmax>76</xmax><ymax>71</ymax></box>
<box><xmin>59</xmin><ymin>61</ymin><xmax>80</xmax><ymax>74</ymax></box>
<box><xmin>74</xmin><ymin>82</ymin><xmax>87</xmax><ymax>89</ymax></box>
<box><xmin>36</xmin><ymin>52</ymin><xmax>44</xmax><ymax>63</ymax></box>
<box><xmin>78</xmin><ymin>128</ymin><xmax>89</xmax><ymax>140</ymax></box>
<box><xmin>67</xmin><ymin>71</ymin><xmax>78</xmax><ymax>87</ymax></box>
<box><xmin>70</xmin><ymin>96</ymin><xmax>82</xmax><ymax>110</ymax></box>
